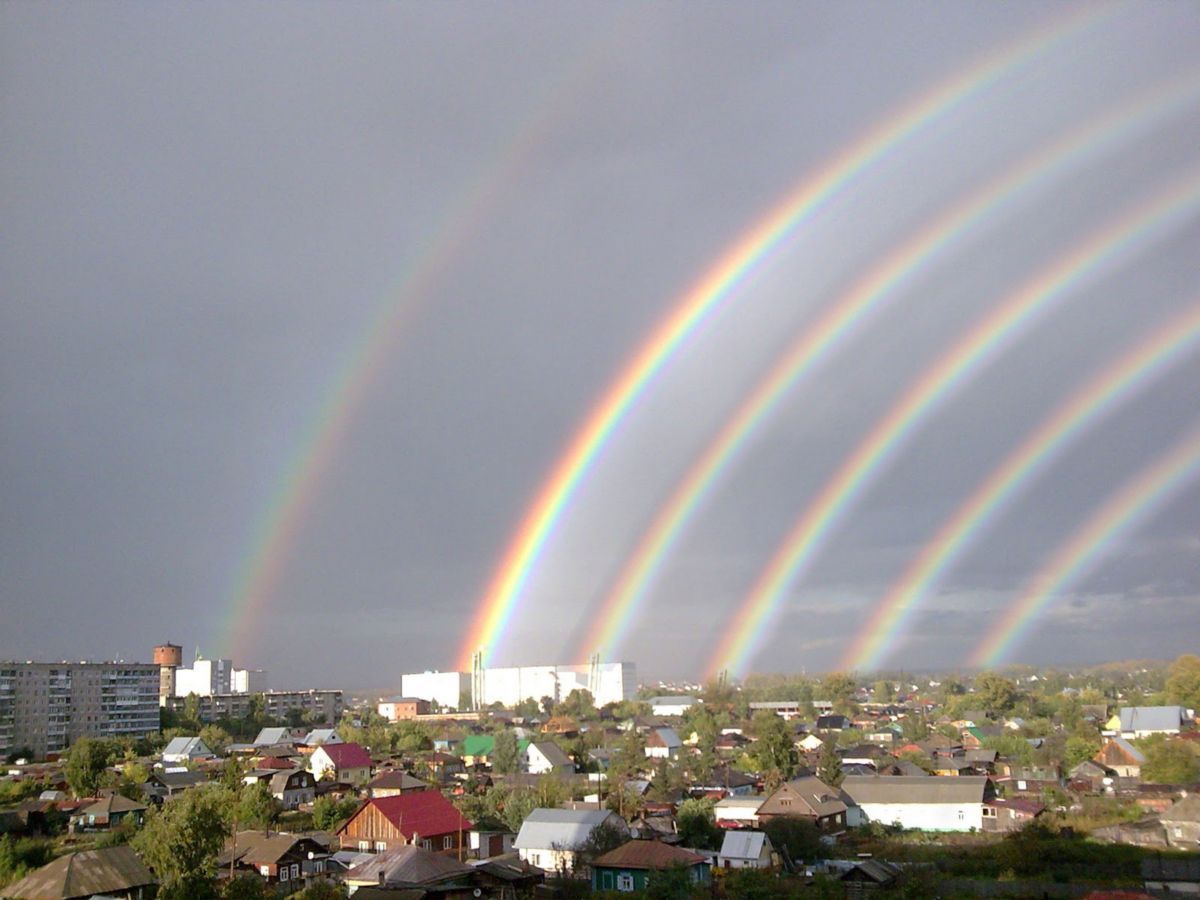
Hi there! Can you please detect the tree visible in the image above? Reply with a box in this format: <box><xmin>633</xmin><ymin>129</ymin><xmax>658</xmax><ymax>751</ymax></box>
<box><xmin>816</xmin><ymin>740</ymin><xmax>843</xmax><ymax>788</ymax></box>
<box><xmin>571</xmin><ymin>820</ymin><xmax>628</xmax><ymax>872</ymax></box>
<box><xmin>762</xmin><ymin>816</ymin><xmax>822</xmax><ymax>865</ymax></box>
<box><xmin>199</xmin><ymin>724</ymin><xmax>232</xmax><ymax>756</ymax></box>
<box><xmin>1142</xmin><ymin>739</ymin><xmax>1200</xmax><ymax>784</ymax></box>
<box><xmin>182</xmin><ymin>693</ymin><xmax>203</xmax><ymax>729</ymax></box>
<box><xmin>676</xmin><ymin>798</ymin><xmax>722</xmax><ymax>850</ymax></box>
<box><xmin>236</xmin><ymin>781</ymin><xmax>281</xmax><ymax>830</ymax></box>
<box><xmin>819</xmin><ymin>673</ymin><xmax>857</xmax><ymax>707</ymax></box>
<box><xmin>751</xmin><ymin>711</ymin><xmax>797</xmax><ymax>779</ymax></box>
<box><xmin>221</xmin><ymin>876</ymin><xmax>271</xmax><ymax>900</ymax></box>
<box><xmin>312</xmin><ymin>795</ymin><xmax>360</xmax><ymax>832</ymax></box>
<box><xmin>873</xmin><ymin>680</ymin><xmax>894</xmax><ymax>703</ymax></box>
<box><xmin>492</xmin><ymin>729</ymin><xmax>519</xmax><ymax>774</ymax></box>
<box><xmin>65</xmin><ymin>737</ymin><xmax>116</xmax><ymax>798</ymax></box>
<box><xmin>975</xmin><ymin>673</ymin><xmax>1021</xmax><ymax>714</ymax></box>
<box><xmin>132</xmin><ymin>784</ymin><xmax>230</xmax><ymax>899</ymax></box>
<box><xmin>286</xmin><ymin>881</ymin><xmax>347</xmax><ymax>900</ymax></box>
<box><xmin>1167</xmin><ymin>655</ymin><xmax>1200</xmax><ymax>711</ymax></box>
<box><xmin>559</xmin><ymin>688</ymin><xmax>598</xmax><ymax>721</ymax></box>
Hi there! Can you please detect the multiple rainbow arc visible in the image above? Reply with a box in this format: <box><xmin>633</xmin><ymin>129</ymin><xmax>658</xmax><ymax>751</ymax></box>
<box><xmin>225</xmin><ymin>4</ymin><xmax>1199</xmax><ymax>676</ymax></box>
<box><xmin>460</xmin><ymin>4</ymin><xmax>1117</xmax><ymax>669</ymax></box>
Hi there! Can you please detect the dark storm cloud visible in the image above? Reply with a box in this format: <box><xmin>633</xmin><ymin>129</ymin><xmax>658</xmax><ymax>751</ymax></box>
<box><xmin>2</xmin><ymin>2</ymin><xmax>1198</xmax><ymax>686</ymax></box>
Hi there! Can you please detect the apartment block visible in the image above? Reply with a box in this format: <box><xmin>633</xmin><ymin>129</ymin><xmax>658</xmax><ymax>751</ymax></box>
<box><xmin>0</xmin><ymin>661</ymin><xmax>160</xmax><ymax>758</ymax></box>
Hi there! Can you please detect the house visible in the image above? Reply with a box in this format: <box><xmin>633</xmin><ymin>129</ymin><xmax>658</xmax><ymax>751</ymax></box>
<box><xmin>302</xmin><ymin>728</ymin><xmax>342</xmax><ymax>748</ymax></box>
<box><xmin>981</xmin><ymin>798</ymin><xmax>1044</xmax><ymax>833</ymax></box>
<box><xmin>644</xmin><ymin>727</ymin><xmax>682</xmax><ymax>759</ymax></box>
<box><xmin>1161</xmin><ymin>795</ymin><xmax>1200</xmax><ymax>849</ymax></box>
<box><xmin>839</xmin><ymin>858</ymin><xmax>903</xmax><ymax>892</ymax></box>
<box><xmin>2</xmin><ymin>845</ymin><xmax>156</xmax><ymax>899</ymax></box>
<box><xmin>366</xmin><ymin>769</ymin><xmax>429</xmax><ymax>798</ymax></box>
<box><xmin>755</xmin><ymin>776</ymin><xmax>847</xmax><ymax>831</ymax></box>
<box><xmin>1095</xmin><ymin>738</ymin><xmax>1146</xmax><ymax>778</ymax></box>
<box><xmin>796</xmin><ymin>733</ymin><xmax>826</xmax><ymax>753</ymax></box>
<box><xmin>309</xmin><ymin>742</ymin><xmax>373</xmax><ymax>784</ymax></box>
<box><xmin>377</xmin><ymin>698</ymin><xmax>431</xmax><ymax>722</ymax></box>
<box><xmin>689</xmin><ymin>766</ymin><xmax>757</xmax><ymax>798</ymax></box>
<box><xmin>144</xmin><ymin>769</ymin><xmax>210</xmax><ymax>802</ymax></box>
<box><xmin>345</xmin><ymin>844</ymin><xmax>475</xmax><ymax>893</ymax></box>
<box><xmin>815</xmin><ymin>715</ymin><xmax>852</xmax><ymax>732</ymax></box>
<box><xmin>1109</xmin><ymin>706</ymin><xmax>1189</xmax><ymax>738</ymax></box>
<box><xmin>714</xmin><ymin>795</ymin><xmax>766</xmax><ymax>830</ymax></box>
<box><xmin>422</xmin><ymin>751</ymin><xmax>466</xmax><ymax>780</ymax></box>
<box><xmin>161</xmin><ymin>736</ymin><xmax>214</xmax><ymax>764</ymax></box>
<box><xmin>842</xmin><ymin>775</ymin><xmax>994</xmax><ymax>832</ymax></box>
<box><xmin>591</xmin><ymin>839</ymin><xmax>710</xmax><ymax>892</ymax></box>
<box><xmin>337</xmin><ymin>791</ymin><xmax>472</xmax><ymax>856</ymax></box>
<box><xmin>468</xmin><ymin>816</ymin><xmax>517</xmax><ymax>859</ymax></box>
<box><xmin>513</xmin><ymin>807</ymin><xmax>629</xmax><ymax>874</ymax></box>
<box><xmin>522</xmin><ymin>740</ymin><xmax>574</xmax><ymax>775</ymax></box>
<box><xmin>253</xmin><ymin>727</ymin><xmax>293</xmax><ymax>747</ymax></box>
<box><xmin>649</xmin><ymin>696</ymin><xmax>698</xmax><ymax>717</ymax></box>
<box><xmin>269</xmin><ymin>769</ymin><xmax>316</xmax><ymax>809</ymax></box>
<box><xmin>717</xmin><ymin>830</ymin><xmax>773</xmax><ymax>869</ymax></box>
<box><xmin>1143</xmin><ymin>856</ymin><xmax>1200</xmax><ymax>894</ymax></box>
<box><xmin>221</xmin><ymin>830</ymin><xmax>330</xmax><ymax>887</ymax></box>
<box><xmin>70</xmin><ymin>794</ymin><xmax>146</xmax><ymax>831</ymax></box>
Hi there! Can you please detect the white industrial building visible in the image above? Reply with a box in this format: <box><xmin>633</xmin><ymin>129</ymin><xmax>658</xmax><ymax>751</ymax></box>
<box><xmin>400</xmin><ymin>661</ymin><xmax>636</xmax><ymax>710</ymax></box>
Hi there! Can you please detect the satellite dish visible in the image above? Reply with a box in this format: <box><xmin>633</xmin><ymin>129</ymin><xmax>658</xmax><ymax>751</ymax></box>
<box><xmin>473</xmin><ymin>890</ymin><xmax>482</xmax><ymax>898</ymax></box>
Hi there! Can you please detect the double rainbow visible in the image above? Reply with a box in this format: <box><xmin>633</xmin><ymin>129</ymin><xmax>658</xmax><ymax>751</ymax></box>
<box><xmin>706</xmin><ymin>169</ymin><xmax>1200</xmax><ymax>680</ymax></box>
<box><xmin>970</xmin><ymin>424</ymin><xmax>1200</xmax><ymax>667</ymax></box>
<box><xmin>844</xmin><ymin>300</ymin><xmax>1200</xmax><ymax>671</ymax></box>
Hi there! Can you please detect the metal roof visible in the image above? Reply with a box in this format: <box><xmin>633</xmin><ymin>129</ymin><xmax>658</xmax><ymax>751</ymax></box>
<box><xmin>513</xmin><ymin>808</ymin><xmax>624</xmax><ymax>851</ymax></box>
<box><xmin>719</xmin><ymin>830</ymin><xmax>769</xmax><ymax>860</ymax></box>
<box><xmin>3</xmin><ymin>845</ymin><xmax>155</xmax><ymax>899</ymax></box>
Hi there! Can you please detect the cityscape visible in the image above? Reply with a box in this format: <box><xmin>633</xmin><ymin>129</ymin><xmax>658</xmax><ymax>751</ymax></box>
<box><xmin>4</xmin><ymin>2</ymin><xmax>1200</xmax><ymax>898</ymax></box>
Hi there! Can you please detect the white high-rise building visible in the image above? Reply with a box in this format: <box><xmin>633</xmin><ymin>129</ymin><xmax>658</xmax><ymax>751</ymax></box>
<box><xmin>174</xmin><ymin>657</ymin><xmax>233</xmax><ymax>697</ymax></box>
<box><xmin>400</xmin><ymin>662</ymin><xmax>636</xmax><ymax>710</ymax></box>
<box><xmin>231</xmin><ymin>668</ymin><xmax>268</xmax><ymax>694</ymax></box>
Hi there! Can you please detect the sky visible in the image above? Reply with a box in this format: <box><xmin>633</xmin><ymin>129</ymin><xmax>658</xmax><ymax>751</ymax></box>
<box><xmin>2</xmin><ymin>2</ymin><xmax>1198</xmax><ymax>689</ymax></box>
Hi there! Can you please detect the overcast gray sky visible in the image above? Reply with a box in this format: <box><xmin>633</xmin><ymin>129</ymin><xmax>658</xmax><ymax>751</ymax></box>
<box><xmin>3</xmin><ymin>2</ymin><xmax>1198</xmax><ymax>689</ymax></box>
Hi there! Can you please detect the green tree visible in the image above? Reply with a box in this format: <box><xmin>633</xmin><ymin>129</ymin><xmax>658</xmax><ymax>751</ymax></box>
<box><xmin>559</xmin><ymin>688</ymin><xmax>597</xmax><ymax>721</ymax></box>
<box><xmin>762</xmin><ymin>815</ymin><xmax>822</xmax><ymax>864</ymax></box>
<box><xmin>751</xmin><ymin>711</ymin><xmax>797</xmax><ymax>779</ymax></box>
<box><xmin>182</xmin><ymin>693</ymin><xmax>203</xmax><ymax>729</ymax></box>
<box><xmin>873</xmin><ymin>680</ymin><xmax>894</xmax><ymax>702</ymax></box>
<box><xmin>676</xmin><ymin>797</ymin><xmax>722</xmax><ymax>850</ymax></box>
<box><xmin>236</xmin><ymin>781</ymin><xmax>281</xmax><ymax>830</ymax></box>
<box><xmin>1142</xmin><ymin>739</ymin><xmax>1200</xmax><ymax>784</ymax></box>
<box><xmin>199</xmin><ymin>724</ymin><xmax>232</xmax><ymax>756</ymax></box>
<box><xmin>312</xmin><ymin>795</ymin><xmax>360</xmax><ymax>832</ymax></box>
<box><xmin>816</xmin><ymin>739</ymin><xmax>843</xmax><ymax>787</ymax></box>
<box><xmin>65</xmin><ymin>737</ymin><xmax>117</xmax><ymax>798</ymax></box>
<box><xmin>221</xmin><ymin>875</ymin><xmax>271</xmax><ymax>900</ymax></box>
<box><xmin>975</xmin><ymin>673</ymin><xmax>1021</xmax><ymax>714</ymax></box>
<box><xmin>819</xmin><ymin>673</ymin><xmax>857</xmax><ymax>711</ymax></box>
<box><xmin>285</xmin><ymin>880</ymin><xmax>347</xmax><ymax>900</ymax></box>
<box><xmin>1064</xmin><ymin>733</ymin><xmax>1102</xmax><ymax>769</ymax></box>
<box><xmin>132</xmin><ymin>784</ymin><xmax>230</xmax><ymax>899</ymax></box>
<box><xmin>492</xmin><ymin>729</ymin><xmax>519</xmax><ymax>774</ymax></box>
<box><xmin>1166</xmin><ymin>654</ymin><xmax>1200</xmax><ymax>711</ymax></box>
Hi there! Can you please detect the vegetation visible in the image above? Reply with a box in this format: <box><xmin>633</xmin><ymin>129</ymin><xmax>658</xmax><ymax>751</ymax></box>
<box><xmin>311</xmin><ymin>795</ymin><xmax>360</xmax><ymax>831</ymax></box>
<box><xmin>132</xmin><ymin>783</ymin><xmax>231</xmax><ymax>899</ymax></box>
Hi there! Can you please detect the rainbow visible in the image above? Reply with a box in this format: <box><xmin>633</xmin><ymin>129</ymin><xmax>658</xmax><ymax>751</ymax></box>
<box><xmin>574</xmin><ymin>73</ymin><xmax>1200</xmax><ymax>666</ymax></box>
<box><xmin>969</xmin><ymin>424</ymin><xmax>1200</xmax><ymax>667</ymax></box>
<box><xmin>218</xmin><ymin>43</ymin><xmax>615</xmax><ymax>662</ymax></box>
<box><xmin>460</xmin><ymin>5</ymin><xmax>1117</xmax><ymax>670</ymax></box>
<box><xmin>705</xmin><ymin>169</ymin><xmax>1200</xmax><ymax>680</ymax></box>
<box><xmin>843</xmin><ymin>300</ymin><xmax>1200</xmax><ymax>671</ymax></box>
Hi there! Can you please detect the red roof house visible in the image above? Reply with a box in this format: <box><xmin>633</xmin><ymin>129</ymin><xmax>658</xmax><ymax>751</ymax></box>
<box><xmin>310</xmin><ymin>742</ymin><xmax>375</xmax><ymax>785</ymax></box>
<box><xmin>337</xmin><ymin>792</ymin><xmax>473</xmax><ymax>856</ymax></box>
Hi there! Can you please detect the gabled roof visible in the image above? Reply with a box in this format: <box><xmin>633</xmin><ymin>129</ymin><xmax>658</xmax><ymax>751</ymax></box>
<box><xmin>527</xmin><ymin>741</ymin><xmax>572</xmax><ymax>768</ymax></box>
<box><xmin>269</xmin><ymin>769</ymin><xmax>314</xmax><ymax>793</ymax></box>
<box><xmin>303</xmin><ymin>728</ymin><xmax>342</xmax><ymax>746</ymax></box>
<box><xmin>1118</xmin><ymin>706</ymin><xmax>1186</xmax><ymax>732</ymax></box>
<box><xmin>315</xmin><ymin>742</ymin><xmax>373</xmax><ymax>769</ymax></box>
<box><xmin>1162</xmin><ymin>794</ymin><xmax>1200</xmax><ymax>825</ymax></box>
<box><xmin>758</xmin><ymin>776</ymin><xmax>846</xmax><ymax>818</ymax></box>
<box><xmin>149</xmin><ymin>769</ymin><xmax>210</xmax><ymax>789</ymax></box>
<box><xmin>842</xmin><ymin>775</ymin><xmax>990</xmax><ymax>805</ymax></box>
<box><xmin>368</xmin><ymin>770</ymin><xmax>428</xmax><ymax>792</ymax></box>
<box><xmin>1097</xmin><ymin>737</ymin><xmax>1146</xmax><ymax>766</ymax></box>
<box><xmin>341</xmin><ymin>792</ymin><xmax>472</xmax><ymax>840</ymax></box>
<box><xmin>719</xmin><ymin>830</ymin><xmax>770</xmax><ymax>860</ymax></box>
<box><xmin>162</xmin><ymin>736</ymin><xmax>211</xmax><ymax>757</ymax></box>
<box><xmin>647</xmin><ymin>727</ymin><xmax>681</xmax><ymax>748</ymax></box>
<box><xmin>76</xmin><ymin>794</ymin><xmax>146</xmax><ymax>817</ymax></box>
<box><xmin>223</xmin><ymin>831</ymin><xmax>326</xmax><ymax>867</ymax></box>
<box><xmin>592</xmin><ymin>839</ymin><xmax>706</xmax><ymax>870</ymax></box>
<box><xmin>348</xmin><ymin>844</ymin><xmax>473</xmax><ymax>886</ymax></box>
<box><xmin>513</xmin><ymin>808</ymin><xmax>624</xmax><ymax>851</ymax></box>
<box><xmin>2</xmin><ymin>845</ymin><xmax>155</xmax><ymax>899</ymax></box>
<box><xmin>254</xmin><ymin>727</ymin><xmax>292</xmax><ymax>746</ymax></box>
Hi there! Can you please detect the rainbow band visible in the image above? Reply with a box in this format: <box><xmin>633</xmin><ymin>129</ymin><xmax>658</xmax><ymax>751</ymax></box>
<box><xmin>970</xmin><ymin>425</ymin><xmax>1200</xmax><ymax>667</ymax></box>
<box><xmin>461</xmin><ymin>5</ymin><xmax>1116</xmax><ymax>669</ymax></box>
<box><xmin>844</xmin><ymin>300</ymin><xmax>1200</xmax><ymax>671</ymax></box>
<box><xmin>706</xmin><ymin>170</ymin><xmax>1200</xmax><ymax>680</ymax></box>
<box><xmin>575</xmin><ymin>73</ymin><xmax>1200</xmax><ymax>666</ymax></box>
<box><xmin>219</xmin><ymin>43</ymin><xmax>616</xmax><ymax>661</ymax></box>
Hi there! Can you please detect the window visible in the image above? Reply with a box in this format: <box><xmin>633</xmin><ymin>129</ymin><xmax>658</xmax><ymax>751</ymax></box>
<box><xmin>443</xmin><ymin>835</ymin><xmax>454</xmax><ymax>850</ymax></box>
<box><xmin>374</xmin><ymin>841</ymin><xmax>386</xmax><ymax>852</ymax></box>
<box><xmin>291</xmin><ymin>864</ymin><xmax>299</xmax><ymax>879</ymax></box>
<box><xmin>279</xmin><ymin>866</ymin><xmax>289</xmax><ymax>882</ymax></box>
<box><xmin>422</xmin><ymin>839</ymin><xmax>432</xmax><ymax>850</ymax></box>
<box><xmin>358</xmin><ymin>841</ymin><xmax>370</xmax><ymax>852</ymax></box>
<box><xmin>260</xmin><ymin>866</ymin><xmax>270</xmax><ymax>876</ymax></box>
<box><xmin>617</xmin><ymin>873</ymin><xmax>634</xmax><ymax>892</ymax></box>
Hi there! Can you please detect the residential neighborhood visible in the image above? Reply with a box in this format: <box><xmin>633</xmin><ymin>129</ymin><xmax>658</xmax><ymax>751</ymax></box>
<box><xmin>2</xmin><ymin>649</ymin><xmax>1200</xmax><ymax>898</ymax></box>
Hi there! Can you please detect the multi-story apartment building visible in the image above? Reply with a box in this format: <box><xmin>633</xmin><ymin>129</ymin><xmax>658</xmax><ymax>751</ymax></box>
<box><xmin>0</xmin><ymin>661</ymin><xmax>160</xmax><ymax>758</ymax></box>
<box><xmin>162</xmin><ymin>689</ymin><xmax>342</xmax><ymax>724</ymax></box>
